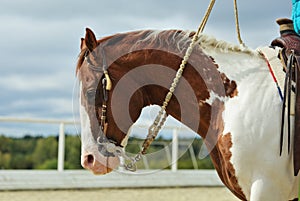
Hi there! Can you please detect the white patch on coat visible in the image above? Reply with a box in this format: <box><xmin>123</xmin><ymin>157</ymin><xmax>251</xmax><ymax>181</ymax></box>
<box><xmin>206</xmin><ymin>91</ymin><xmax>228</xmax><ymax>105</ymax></box>
<box><xmin>201</xmin><ymin>46</ymin><xmax>299</xmax><ymax>200</ymax></box>
<box><xmin>79</xmin><ymin>82</ymin><xmax>120</xmax><ymax>173</ymax></box>
<box><xmin>79</xmin><ymin>82</ymin><xmax>97</xmax><ymax>155</ymax></box>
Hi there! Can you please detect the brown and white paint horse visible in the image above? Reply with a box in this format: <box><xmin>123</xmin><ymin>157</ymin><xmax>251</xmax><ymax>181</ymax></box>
<box><xmin>76</xmin><ymin>28</ymin><xmax>299</xmax><ymax>201</ymax></box>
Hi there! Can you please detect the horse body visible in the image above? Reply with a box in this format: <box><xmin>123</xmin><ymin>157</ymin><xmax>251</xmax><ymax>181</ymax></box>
<box><xmin>77</xmin><ymin>29</ymin><xmax>299</xmax><ymax>200</ymax></box>
<box><xmin>203</xmin><ymin>45</ymin><xmax>299</xmax><ymax>200</ymax></box>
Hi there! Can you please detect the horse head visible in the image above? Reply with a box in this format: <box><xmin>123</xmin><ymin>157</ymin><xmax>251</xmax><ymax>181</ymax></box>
<box><xmin>77</xmin><ymin>28</ymin><xmax>125</xmax><ymax>174</ymax></box>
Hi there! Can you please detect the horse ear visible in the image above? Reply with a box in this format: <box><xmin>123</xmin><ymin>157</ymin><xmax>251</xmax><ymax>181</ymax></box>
<box><xmin>85</xmin><ymin>28</ymin><xmax>98</xmax><ymax>52</ymax></box>
<box><xmin>80</xmin><ymin>38</ymin><xmax>86</xmax><ymax>50</ymax></box>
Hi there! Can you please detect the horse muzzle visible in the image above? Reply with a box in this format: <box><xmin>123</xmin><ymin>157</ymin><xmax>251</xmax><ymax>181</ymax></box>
<box><xmin>81</xmin><ymin>151</ymin><xmax>120</xmax><ymax>175</ymax></box>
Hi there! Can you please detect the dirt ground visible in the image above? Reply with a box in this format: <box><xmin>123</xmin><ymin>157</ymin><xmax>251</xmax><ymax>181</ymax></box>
<box><xmin>0</xmin><ymin>187</ymin><xmax>240</xmax><ymax>201</ymax></box>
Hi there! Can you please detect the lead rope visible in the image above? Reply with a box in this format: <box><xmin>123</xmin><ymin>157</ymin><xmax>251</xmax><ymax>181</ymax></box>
<box><xmin>233</xmin><ymin>0</ymin><xmax>245</xmax><ymax>47</ymax></box>
<box><xmin>124</xmin><ymin>0</ymin><xmax>246</xmax><ymax>171</ymax></box>
<box><xmin>140</xmin><ymin>0</ymin><xmax>244</xmax><ymax>154</ymax></box>
<box><xmin>280</xmin><ymin>51</ymin><xmax>295</xmax><ymax>156</ymax></box>
<box><xmin>124</xmin><ymin>0</ymin><xmax>217</xmax><ymax>171</ymax></box>
<box><xmin>140</xmin><ymin>0</ymin><xmax>217</xmax><ymax>154</ymax></box>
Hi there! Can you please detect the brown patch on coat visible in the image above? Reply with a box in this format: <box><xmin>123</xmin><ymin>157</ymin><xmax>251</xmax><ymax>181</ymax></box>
<box><xmin>218</xmin><ymin>133</ymin><xmax>246</xmax><ymax>200</ymax></box>
<box><xmin>202</xmin><ymin>97</ymin><xmax>245</xmax><ymax>200</ymax></box>
<box><xmin>221</xmin><ymin>73</ymin><xmax>238</xmax><ymax>98</ymax></box>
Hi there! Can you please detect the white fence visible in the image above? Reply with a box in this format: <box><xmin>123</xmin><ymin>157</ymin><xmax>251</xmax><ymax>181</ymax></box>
<box><xmin>0</xmin><ymin>170</ymin><xmax>223</xmax><ymax>190</ymax></box>
<box><xmin>0</xmin><ymin>117</ymin><xmax>223</xmax><ymax>190</ymax></box>
<box><xmin>0</xmin><ymin>117</ymin><xmax>76</xmax><ymax>172</ymax></box>
<box><xmin>0</xmin><ymin>117</ymin><xmax>200</xmax><ymax>172</ymax></box>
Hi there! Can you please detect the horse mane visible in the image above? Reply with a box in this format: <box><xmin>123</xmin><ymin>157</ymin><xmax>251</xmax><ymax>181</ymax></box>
<box><xmin>76</xmin><ymin>48</ymin><xmax>87</xmax><ymax>75</ymax></box>
<box><xmin>76</xmin><ymin>29</ymin><xmax>257</xmax><ymax>74</ymax></box>
<box><xmin>129</xmin><ymin>30</ymin><xmax>256</xmax><ymax>55</ymax></box>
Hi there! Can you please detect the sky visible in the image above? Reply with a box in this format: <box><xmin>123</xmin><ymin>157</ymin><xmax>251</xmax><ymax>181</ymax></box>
<box><xmin>0</xmin><ymin>0</ymin><xmax>291</xmax><ymax>136</ymax></box>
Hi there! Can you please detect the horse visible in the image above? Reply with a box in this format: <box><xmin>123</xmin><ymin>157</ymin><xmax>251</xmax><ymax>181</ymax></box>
<box><xmin>76</xmin><ymin>27</ymin><xmax>300</xmax><ymax>201</ymax></box>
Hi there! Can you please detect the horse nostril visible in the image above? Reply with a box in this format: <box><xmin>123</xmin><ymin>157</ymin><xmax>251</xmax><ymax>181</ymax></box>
<box><xmin>87</xmin><ymin>154</ymin><xmax>94</xmax><ymax>165</ymax></box>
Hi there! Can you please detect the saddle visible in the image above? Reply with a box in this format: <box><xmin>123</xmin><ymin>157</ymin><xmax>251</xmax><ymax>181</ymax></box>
<box><xmin>271</xmin><ymin>18</ymin><xmax>300</xmax><ymax>176</ymax></box>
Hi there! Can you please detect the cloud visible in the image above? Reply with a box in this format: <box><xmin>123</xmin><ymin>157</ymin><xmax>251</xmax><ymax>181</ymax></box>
<box><xmin>0</xmin><ymin>74</ymin><xmax>67</xmax><ymax>92</ymax></box>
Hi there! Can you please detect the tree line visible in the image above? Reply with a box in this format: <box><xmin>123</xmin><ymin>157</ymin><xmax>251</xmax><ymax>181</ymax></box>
<box><xmin>0</xmin><ymin>135</ymin><xmax>213</xmax><ymax>170</ymax></box>
<box><xmin>0</xmin><ymin>135</ymin><xmax>82</xmax><ymax>169</ymax></box>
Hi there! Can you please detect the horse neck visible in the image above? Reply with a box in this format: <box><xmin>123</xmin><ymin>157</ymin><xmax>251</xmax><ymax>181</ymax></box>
<box><xmin>108</xmin><ymin>49</ymin><xmax>212</xmax><ymax>139</ymax></box>
<box><xmin>105</xmin><ymin>30</ymin><xmax>255</xmax><ymax>139</ymax></box>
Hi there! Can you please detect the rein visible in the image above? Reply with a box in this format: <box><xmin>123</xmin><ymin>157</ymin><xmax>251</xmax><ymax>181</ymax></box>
<box><xmin>270</xmin><ymin>18</ymin><xmax>300</xmax><ymax>176</ymax></box>
<box><xmin>84</xmin><ymin>0</ymin><xmax>246</xmax><ymax>172</ymax></box>
<box><xmin>135</xmin><ymin>0</ymin><xmax>245</xmax><ymax>169</ymax></box>
<box><xmin>125</xmin><ymin>0</ymin><xmax>219</xmax><ymax>170</ymax></box>
<box><xmin>141</xmin><ymin>0</ymin><xmax>216</xmax><ymax>153</ymax></box>
<box><xmin>280</xmin><ymin>51</ymin><xmax>295</xmax><ymax>155</ymax></box>
<box><xmin>279</xmin><ymin>49</ymin><xmax>300</xmax><ymax>176</ymax></box>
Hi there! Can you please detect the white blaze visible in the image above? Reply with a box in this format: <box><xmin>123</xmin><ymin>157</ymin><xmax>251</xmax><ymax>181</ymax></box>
<box><xmin>79</xmin><ymin>82</ymin><xmax>97</xmax><ymax>154</ymax></box>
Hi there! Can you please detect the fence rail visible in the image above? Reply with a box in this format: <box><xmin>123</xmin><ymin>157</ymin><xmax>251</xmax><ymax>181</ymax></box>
<box><xmin>0</xmin><ymin>170</ymin><xmax>223</xmax><ymax>190</ymax></box>
<box><xmin>0</xmin><ymin>117</ymin><xmax>77</xmax><ymax>124</ymax></box>
<box><xmin>0</xmin><ymin>117</ymin><xmax>199</xmax><ymax>172</ymax></box>
<box><xmin>0</xmin><ymin>117</ymin><xmax>223</xmax><ymax>189</ymax></box>
<box><xmin>0</xmin><ymin>117</ymin><xmax>80</xmax><ymax>172</ymax></box>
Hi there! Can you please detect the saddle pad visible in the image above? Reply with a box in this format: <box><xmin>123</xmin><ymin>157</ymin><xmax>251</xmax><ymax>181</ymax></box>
<box><xmin>258</xmin><ymin>46</ymin><xmax>296</xmax><ymax>114</ymax></box>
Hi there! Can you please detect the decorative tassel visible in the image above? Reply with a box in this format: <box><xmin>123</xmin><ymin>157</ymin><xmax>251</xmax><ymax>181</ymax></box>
<box><xmin>104</xmin><ymin>70</ymin><xmax>112</xmax><ymax>91</ymax></box>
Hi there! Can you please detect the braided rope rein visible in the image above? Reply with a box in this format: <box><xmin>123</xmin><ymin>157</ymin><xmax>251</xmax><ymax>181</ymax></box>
<box><xmin>124</xmin><ymin>0</ymin><xmax>246</xmax><ymax>171</ymax></box>
<box><xmin>140</xmin><ymin>0</ymin><xmax>216</xmax><ymax>155</ymax></box>
<box><xmin>233</xmin><ymin>0</ymin><xmax>245</xmax><ymax>47</ymax></box>
<box><xmin>141</xmin><ymin>0</ymin><xmax>245</xmax><ymax>155</ymax></box>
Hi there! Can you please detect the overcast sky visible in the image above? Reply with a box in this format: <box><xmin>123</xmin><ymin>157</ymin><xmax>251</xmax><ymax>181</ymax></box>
<box><xmin>0</xmin><ymin>0</ymin><xmax>291</xmax><ymax>136</ymax></box>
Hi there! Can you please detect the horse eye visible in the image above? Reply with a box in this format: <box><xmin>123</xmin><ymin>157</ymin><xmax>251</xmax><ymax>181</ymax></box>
<box><xmin>86</xmin><ymin>90</ymin><xmax>96</xmax><ymax>102</ymax></box>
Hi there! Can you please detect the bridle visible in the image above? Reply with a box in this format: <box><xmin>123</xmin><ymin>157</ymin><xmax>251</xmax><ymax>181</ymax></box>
<box><xmin>83</xmin><ymin>47</ymin><xmax>139</xmax><ymax>170</ymax></box>
<box><xmin>84</xmin><ymin>48</ymin><xmax>117</xmax><ymax>153</ymax></box>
